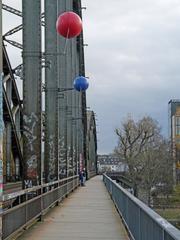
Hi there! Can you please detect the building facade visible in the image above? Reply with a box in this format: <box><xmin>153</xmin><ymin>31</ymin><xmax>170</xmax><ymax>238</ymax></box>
<box><xmin>168</xmin><ymin>99</ymin><xmax>180</xmax><ymax>183</ymax></box>
<box><xmin>97</xmin><ymin>154</ymin><xmax>127</xmax><ymax>174</ymax></box>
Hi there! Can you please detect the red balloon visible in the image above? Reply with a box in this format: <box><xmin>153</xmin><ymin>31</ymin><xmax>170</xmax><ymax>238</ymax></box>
<box><xmin>56</xmin><ymin>11</ymin><xmax>82</xmax><ymax>39</ymax></box>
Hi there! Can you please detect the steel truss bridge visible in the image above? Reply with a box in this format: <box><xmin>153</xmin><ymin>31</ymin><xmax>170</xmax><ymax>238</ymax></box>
<box><xmin>0</xmin><ymin>1</ymin><xmax>179</xmax><ymax>240</ymax></box>
<box><xmin>1</xmin><ymin>0</ymin><xmax>97</xmax><ymax>186</ymax></box>
<box><xmin>0</xmin><ymin>0</ymin><xmax>97</xmax><ymax>238</ymax></box>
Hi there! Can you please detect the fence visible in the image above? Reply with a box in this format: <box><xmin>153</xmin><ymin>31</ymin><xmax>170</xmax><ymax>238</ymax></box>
<box><xmin>1</xmin><ymin>175</ymin><xmax>79</xmax><ymax>240</ymax></box>
<box><xmin>103</xmin><ymin>174</ymin><xmax>180</xmax><ymax>240</ymax></box>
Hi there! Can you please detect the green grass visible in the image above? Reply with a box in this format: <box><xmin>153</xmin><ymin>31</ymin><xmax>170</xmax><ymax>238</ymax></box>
<box><xmin>156</xmin><ymin>209</ymin><xmax>180</xmax><ymax>220</ymax></box>
<box><xmin>153</xmin><ymin>184</ymin><xmax>180</xmax><ymax>207</ymax></box>
<box><xmin>170</xmin><ymin>184</ymin><xmax>180</xmax><ymax>205</ymax></box>
<box><xmin>155</xmin><ymin>208</ymin><xmax>180</xmax><ymax>229</ymax></box>
<box><xmin>154</xmin><ymin>184</ymin><xmax>180</xmax><ymax>229</ymax></box>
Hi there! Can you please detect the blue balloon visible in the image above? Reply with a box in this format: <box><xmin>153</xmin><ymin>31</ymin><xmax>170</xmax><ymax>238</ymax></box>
<box><xmin>73</xmin><ymin>76</ymin><xmax>89</xmax><ymax>91</ymax></box>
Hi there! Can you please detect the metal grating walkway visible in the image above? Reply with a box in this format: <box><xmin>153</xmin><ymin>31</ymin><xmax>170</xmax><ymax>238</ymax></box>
<box><xmin>18</xmin><ymin>176</ymin><xmax>129</xmax><ymax>240</ymax></box>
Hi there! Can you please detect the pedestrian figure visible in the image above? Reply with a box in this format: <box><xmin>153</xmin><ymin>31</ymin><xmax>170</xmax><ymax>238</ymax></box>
<box><xmin>79</xmin><ymin>170</ymin><xmax>83</xmax><ymax>186</ymax></box>
<box><xmin>82</xmin><ymin>168</ymin><xmax>86</xmax><ymax>186</ymax></box>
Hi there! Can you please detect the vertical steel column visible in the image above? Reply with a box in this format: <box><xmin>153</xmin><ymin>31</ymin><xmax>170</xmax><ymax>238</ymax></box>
<box><xmin>74</xmin><ymin>45</ymin><xmax>82</xmax><ymax>175</ymax></box>
<box><xmin>22</xmin><ymin>0</ymin><xmax>42</xmax><ymax>187</ymax></box>
<box><xmin>57</xmin><ymin>0</ymin><xmax>68</xmax><ymax>179</ymax></box>
<box><xmin>73</xmin><ymin>0</ymin><xmax>84</xmax><ymax>174</ymax></box>
<box><xmin>44</xmin><ymin>0</ymin><xmax>58</xmax><ymax>183</ymax></box>
<box><xmin>70</xmin><ymin>1</ymin><xmax>82</xmax><ymax>175</ymax></box>
<box><xmin>6</xmin><ymin>79</ymin><xmax>12</xmax><ymax>181</ymax></box>
<box><xmin>75</xmin><ymin>40</ymin><xmax>82</xmax><ymax>174</ymax></box>
<box><xmin>78</xmin><ymin>2</ymin><xmax>88</xmax><ymax>177</ymax></box>
<box><xmin>66</xmin><ymin>0</ymin><xmax>73</xmax><ymax>177</ymax></box>
<box><xmin>71</xmin><ymin>37</ymin><xmax>77</xmax><ymax>175</ymax></box>
<box><xmin>0</xmin><ymin>1</ymin><xmax>3</xmax><ymax>239</ymax></box>
<box><xmin>5</xmin><ymin>124</ymin><xmax>11</xmax><ymax>181</ymax></box>
<box><xmin>74</xmin><ymin>25</ymin><xmax>87</xmax><ymax>175</ymax></box>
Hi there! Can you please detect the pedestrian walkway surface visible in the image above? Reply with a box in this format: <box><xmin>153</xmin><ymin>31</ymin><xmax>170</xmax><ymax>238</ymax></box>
<box><xmin>18</xmin><ymin>175</ymin><xmax>129</xmax><ymax>240</ymax></box>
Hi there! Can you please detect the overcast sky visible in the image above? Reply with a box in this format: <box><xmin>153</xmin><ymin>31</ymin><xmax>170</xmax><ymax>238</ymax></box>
<box><xmin>3</xmin><ymin>0</ymin><xmax>180</xmax><ymax>154</ymax></box>
<box><xmin>82</xmin><ymin>0</ymin><xmax>180</xmax><ymax>154</ymax></box>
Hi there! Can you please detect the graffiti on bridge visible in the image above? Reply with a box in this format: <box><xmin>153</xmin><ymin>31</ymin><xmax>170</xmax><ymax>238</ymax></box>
<box><xmin>58</xmin><ymin>137</ymin><xmax>67</xmax><ymax>178</ymax></box>
<box><xmin>48</xmin><ymin>135</ymin><xmax>56</xmax><ymax>182</ymax></box>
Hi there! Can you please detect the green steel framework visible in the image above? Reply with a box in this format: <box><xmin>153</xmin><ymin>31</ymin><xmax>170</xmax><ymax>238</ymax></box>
<box><xmin>22</xmin><ymin>0</ymin><xmax>42</xmax><ymax>187</ymax></box>
<box><xmin>0</xmin><ymin>1</ymin><xmax>98</xmax><ymax>238</ymax></box>
<box><xmin>0</xmin><ymin>1</ymin><xmax>3</xmax><ymax>239</ymax></box>
<box><xmin>22</xmin><ymin>0</ymin><xmax>88</xmax><ymax>185</ymax></box>
<box><xmin>0</xmin><ymin>0</ymin><xmax>97</xmax><ymax>187</ymax></box>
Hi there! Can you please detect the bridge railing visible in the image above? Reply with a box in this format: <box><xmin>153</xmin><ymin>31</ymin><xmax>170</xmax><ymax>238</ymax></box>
<box><xmin>103</xmin><ymin>174</ymin><xmax>180</xmax><ymax>240</ymax></box>
<box><xmin>1</xmin><ymin>175</ymin><xmax>79</xmax><ymax>240</ymax></box>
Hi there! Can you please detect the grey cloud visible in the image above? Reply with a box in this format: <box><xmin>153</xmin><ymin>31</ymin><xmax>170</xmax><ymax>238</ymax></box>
<box><xmin>3</xmin><ymin>0</ymin><xmax>180</xmax><ymax>154</ymax></box>
<box><xmin>83</xmin><ymin>0</ymin><xmax>180</xmax><ymax>153</ymax></box>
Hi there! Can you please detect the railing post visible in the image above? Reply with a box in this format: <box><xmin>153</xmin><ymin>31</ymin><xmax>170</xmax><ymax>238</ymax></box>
<box><xmin>103</xmin><ymin>174</ymin><xmax>180</xmax><ymax>240</ymax></box>
<box><xmin>40</xmin><ymin>185</ymin><xmax>43</xmax><ymax>220</ymax></box>
<box><xmin>162</xmin><ymin>229</ymin><xmax>165</xmax><ymax>240</ymax></box>
<box><xmin>138</xmin><ymin>207</ymin><xmax>141</xmax><ymax>240</ymax></box>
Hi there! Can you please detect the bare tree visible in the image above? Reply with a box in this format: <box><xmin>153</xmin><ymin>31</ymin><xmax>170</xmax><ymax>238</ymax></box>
<box><xmin>141</xmin><ymin>140</ymin><xmax>173</xmax><ymax>206</ymax></box>
<box><xmin>114</xmin><ymin>115</ymin><xmax>172</xmax><ymax>199</ymax></box>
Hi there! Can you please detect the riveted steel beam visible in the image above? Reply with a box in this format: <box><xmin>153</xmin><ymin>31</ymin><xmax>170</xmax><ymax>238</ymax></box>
<box><xmin>2</xmin><ymin>4</ymin><xmax>22</xmax><ymax>17</ymax></box>
<box><xmin>65</xmin><ymin>0</ymin><xmax>73</xmax><ymax>177</ymax></box>
<box><xmin>3</xmin><ymin>38</ymin><xmax>22</xmax><ymax>49</ymax></box>
<box><xmin>77</xmin><ymin>0</ymin><xmax>88</xmax><ymax>177</ymax></box>
<box><xmin>4</xmin><ymin>24</ymin><xmax>22</xmax><ymax>37</ymax></box>
<box><xmin>44</xmin><ymin>0</ymin><xmax>58</xmax><ymax>183</ymax></box>
<box><xmin>57</xmin><ymin>0</ymin><xmax>68</xmax><ymax>179</ymax></box>
<box><xmin>22</xmin><ymin>0</ymin><xmax>42</xmax><ymax>187</ymax></box>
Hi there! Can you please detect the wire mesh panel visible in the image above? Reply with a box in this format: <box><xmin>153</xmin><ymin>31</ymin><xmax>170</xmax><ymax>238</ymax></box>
<box><xmin>26</xmin><ymin>197</ymin><xmax>41</xmax><ymax>222</ymax></box>
<box><xmin>42</xmin><ymin>188</ymin><xmax>59</xmax><ymax>210</ymax></box>
<box><xmin>67</xmin><ymin>180</ymin><xmax>73</xmax><ymax>193</ymax></box>
<box><xmin>58</xmin><ymin>186</ymin><xmax>63</xmax><ymax>200</ymax></box>
<box><xmin>3</xmin><ymin>205</ymin><xmax>26</xmax><ymax>239</ymax></box>
<box><xmin>61</xmin><ymin>183</ymin><xmax>68</xmax><ymax>198</ymax></box>
<box><xmin>2</xmin><ymin>176</ymin><xmax>79</xmax><ymax>239</ymax></box>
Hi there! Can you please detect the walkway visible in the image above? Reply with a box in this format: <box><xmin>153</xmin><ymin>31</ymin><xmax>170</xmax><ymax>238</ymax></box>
<box><xmin>18</xmin><ymin>176</ymin><xmax>129</xmax><ymax>240</ymax></box>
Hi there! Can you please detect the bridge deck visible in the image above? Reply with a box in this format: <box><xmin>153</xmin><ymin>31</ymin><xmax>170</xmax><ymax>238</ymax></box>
<box><xmin>18</xmin><ymin>176</ymin><xmax>129</xmax><ymax>240</ymax></box>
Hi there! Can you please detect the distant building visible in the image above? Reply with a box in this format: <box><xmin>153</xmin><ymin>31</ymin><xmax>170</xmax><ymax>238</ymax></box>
<box><xmin>97</xmin><ymin>154</ymin><xmax>128</xmax><ymax>173</ymax></box>
<box><xmin>168</xmin><ymin>99</ymin><xmax>180</xmax><ymax>183</ymax></box>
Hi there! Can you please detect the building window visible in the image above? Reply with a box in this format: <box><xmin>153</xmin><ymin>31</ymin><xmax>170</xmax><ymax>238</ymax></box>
<box><xmin>175</xmin><ymin>116</ymin><xmax>180</xmax><ymax>135</ymax></box>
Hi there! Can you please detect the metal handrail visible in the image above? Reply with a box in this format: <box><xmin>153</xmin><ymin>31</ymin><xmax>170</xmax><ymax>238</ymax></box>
<box><xmin>2</xmin><ymin>175</ymin><xmax>78</xmax><ymax>202</ymax></box>
<box><xmin>1</xmin><ymin>175</ymin><xmax>79</xmax><ymax>239</ymax></box>
<box><xmin>103</xmin><ymin>174</ymin><xmax>180</xmax><ymax>240</ymax></box>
